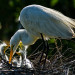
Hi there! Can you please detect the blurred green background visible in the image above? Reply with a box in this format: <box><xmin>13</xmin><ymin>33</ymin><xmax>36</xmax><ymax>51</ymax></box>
<box><xmin>0</xmin><ymin>0</ymin><xmax>75</xmax><ymax>56</ymax></box>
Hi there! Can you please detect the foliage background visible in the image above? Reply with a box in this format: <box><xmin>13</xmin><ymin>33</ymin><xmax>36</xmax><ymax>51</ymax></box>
<box><xmin>0</xmin><ymin>0</ymin><xmax>75</xmax><ymax>55</ymax></box>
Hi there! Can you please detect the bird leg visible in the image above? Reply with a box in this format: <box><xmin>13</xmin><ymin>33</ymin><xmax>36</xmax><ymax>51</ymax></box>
<box><xmin>43</xmin><ymin>41</ymin><xmax>49</xmax><ymax>69</ymax></box>
<box><xmin>38</xmin><ymin>33</ymin><xmax>50</xmax><ymax>69</ymax></box>
<box><xmin>38</xmin><ymin>33</ymin><xmax>46</xmax><ymax>65</ymax></box>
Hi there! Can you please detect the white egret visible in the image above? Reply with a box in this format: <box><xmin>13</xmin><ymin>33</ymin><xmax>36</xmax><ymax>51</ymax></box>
<box><xmin>9</xmin><ymin>4</ymin><xmax>75</xmax><ymax>63</ymax></box>
<box><xmin>0</xmin><ymin>42</ymin><xmax>9</xmax><ymax>61</ymax></box>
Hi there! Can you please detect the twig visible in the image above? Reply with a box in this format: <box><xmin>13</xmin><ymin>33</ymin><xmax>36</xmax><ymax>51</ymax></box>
<box><xmin>55</xmin><ymin>39</ymin><xmax>63</xmax><ymax>65</ymax></box>
<box><xmin>54</xmin><ymin>60</ymin><xmax>75</xmax><ymax>70</ymax></box>
<box><xmin>28</xmin><ymin>42</ymin><xmax>43</xmax><ymax>58</ymax></box>
<box><xmin>64</xmin><ymin>68</ymin><xmax>69</xmax><ymax>75</ymax></box>
<box><xmin>28</xmin><ymin>51</ymin><xmax>42</xmax><ymax>59</ymax></box>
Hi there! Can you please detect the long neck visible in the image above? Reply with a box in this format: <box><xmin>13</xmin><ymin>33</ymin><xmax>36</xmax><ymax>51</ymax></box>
<box><xmin>20</xmin><ymin>46</ymin><xmax>28</xmax><ymax>61</ymax></box>
<box><xmin>20</xmin><ymin>29</ymin><xmax>38</xmax><ymax>45</ymax></box>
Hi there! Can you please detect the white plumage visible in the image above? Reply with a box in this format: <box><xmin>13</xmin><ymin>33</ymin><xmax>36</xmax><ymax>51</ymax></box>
<box><xmin>9</xmin><ymin>4</ymin><xmax>75</xmax><ymax>63</ymax></box>
<box><xmin>0</xmin><ymin>42</ymin><xmax>9</xmax><ymax>61</ymax></box>
<box><xmin>20</xmin><ymin>4</ymin><xmax>75</xmax><ymax>39</ymax></box>
<box><xmin>17</xmin><ymin>49</ymin><xmax>33</xmax><ymax>68</ymax></box>
<box><xmin>12</xmin><ymin>56</ymin><xmax>22</xmax><ymax>67</ymax></box>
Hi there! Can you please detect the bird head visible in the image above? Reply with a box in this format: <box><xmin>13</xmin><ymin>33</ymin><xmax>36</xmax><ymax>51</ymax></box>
<box><xmin>9</xmin><ymin>30</ymin><xmax>20</xmax><ymax>64</ymax></box>
<box><xmin>16</xmin><ymin>51</ymin><xmax>33</xmax><ymax>69</ymax></box>
<box><xmin>9</xmin><ymin>29</ymin><xmax>30</xmax><ymax>64</ymax></box>
<box><xmin>16</xmin><ymin>49</ymin><xmax>25</xmax><ymax>60</ymax></box>
<box><xmin>16</xmin><ymin>52</ymin><xmax>22</xmax><ymax>56</ymax></box>
<box><xmin>0</xmin><ymin>42</ymin><xmax>10</xmax><ymax>55</ymax></box>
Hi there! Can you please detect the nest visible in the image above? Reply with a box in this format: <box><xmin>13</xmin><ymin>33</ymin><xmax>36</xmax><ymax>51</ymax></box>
<box><xmin>0</xmin><ymin>40</ymin><xmax>75</xmax><ymax>75</ymax></box>
<box><xmin>0</xmin><ymin>49</ymin><xmax>75</xmax><ymax>75</ymax></box>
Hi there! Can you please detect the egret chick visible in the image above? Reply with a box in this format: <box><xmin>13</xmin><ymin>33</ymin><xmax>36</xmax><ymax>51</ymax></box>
<box><xmin>16</xmin><ymin>45</ymin><xmax>34</xmax><ymax>69</ymax></box>
<box><xmin>12</xmin><ymin>56</ymin><xmax>22</xmax><ymax>67</ymax></box>
<box><xmin>9</xmin><ymin>4</ymin><xmax>75</xmax><ymax>63</ymax></box>
<box><xmin>0</xmin><ymin>42</ymin><xmax>9</xmax><ymax>61</ymax></box>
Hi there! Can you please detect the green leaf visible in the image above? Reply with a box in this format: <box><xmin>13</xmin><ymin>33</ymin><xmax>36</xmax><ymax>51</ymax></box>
<box><xmin>50</xmin><ymin>0</ymin><xmax>58</xmax><ymax>7</ymax></box>
<box><xmin>48</xmin><ymin>38</ymin><xmax>55</xmax><ymax>44</ymax></box>
<box><xmin>9</xmin><ymin>0</ymin><xmax>14</xmax><ymax>7</ymax></box>
<box><xmin>73</xmin><ymin>0</ymin><xmax>75</xmax><ymax>8</ymax></box>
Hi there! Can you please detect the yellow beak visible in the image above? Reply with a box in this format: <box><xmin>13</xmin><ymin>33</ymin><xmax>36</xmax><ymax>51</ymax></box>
<box><xmin>16</xmin><ymin>52</ymin><xmax>21</xmax><ymax>56</ymax></box>
<box><xmin>4</xmin><ymin>45</ymin><xmax>10</xmax><ymax>54</ymax></box>
<box><xmin>9</xmin><ymin>46</ymin><xmax>13</xmax><ymax>64</ymax></box>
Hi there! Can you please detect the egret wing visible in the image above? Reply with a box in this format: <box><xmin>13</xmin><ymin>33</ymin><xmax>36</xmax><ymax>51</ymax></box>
<box><xmin>20</xmin><ymin>5</ymin><xmax>75</xmax><ymax>39</ymax></box>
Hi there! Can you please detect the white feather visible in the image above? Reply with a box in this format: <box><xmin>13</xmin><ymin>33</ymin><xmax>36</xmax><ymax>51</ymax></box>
<box><xmin>20</xmin><ymin>4</ymin><xmax>75</xmax><ymax>39</ymax></box>
<box><xmin>18</xmin><ymin>46</ymin><xmax>33</xmax><ymax>68</ymax></box>
<box><xmin>0</xmin><ymin>42</ymin><xmax>8</xmax><ymax>61</ymax></box>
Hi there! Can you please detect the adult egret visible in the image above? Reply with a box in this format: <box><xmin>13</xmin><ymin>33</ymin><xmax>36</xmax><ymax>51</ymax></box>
<box><xmin>9</xmin><ymin>4</ymin><xmax>75</xmax><ymax>63</ymax></box>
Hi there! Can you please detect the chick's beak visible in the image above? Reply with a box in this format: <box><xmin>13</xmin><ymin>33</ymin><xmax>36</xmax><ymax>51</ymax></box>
<box><xmin>16</xmin><ymin>52</ymin><xmax>21</xmax><ymax>56</ymax></box>
<box><xmin>9</xmin><ymin>45</ymin><xmax>13</xmax><ymax>64</ymax></box>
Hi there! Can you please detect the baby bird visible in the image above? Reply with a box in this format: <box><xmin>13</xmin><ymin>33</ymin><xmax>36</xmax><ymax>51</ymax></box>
<box><xmin>16</xmin><ymin>49</ymin><xmax>33</xmax><ymax>69</ymax></box>
<box><xmin>12</xmin><ymin>56</ymin><xmax>22</xmax><ymax>67</ymax></box>
<box><xmin>0</xmin><ymin>42</ymin><xmax>9</xmax><ymax>61</ymax></box>
<box><xmin>16</xmin><ymin>42</ymin><xmax>34</xmax><ymax>69</ymax></box>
